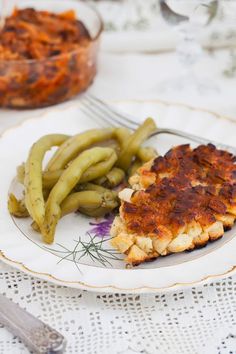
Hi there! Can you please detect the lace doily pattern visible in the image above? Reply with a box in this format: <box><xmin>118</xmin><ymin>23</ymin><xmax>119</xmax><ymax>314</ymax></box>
<box><xmin>217</xmin><ymin>334</ymin><xmax>236</xmax><ymax>354</ymax></box>
<box><xmin>1</xmin><ymin>262</ymin><xmax>236</xmax><ymax>354</ymax></box>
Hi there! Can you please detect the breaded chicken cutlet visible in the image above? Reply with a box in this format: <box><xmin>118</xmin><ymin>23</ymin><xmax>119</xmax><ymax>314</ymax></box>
<box><xmin>111</xmin><ymin>144</ymin><xmax>236</xmax><ymax>265</ymax></box>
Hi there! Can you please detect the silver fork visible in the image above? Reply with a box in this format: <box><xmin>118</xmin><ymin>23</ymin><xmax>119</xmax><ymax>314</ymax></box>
<box><xmin>80</xmin><ymin>94</ymin><xmax>236</xmax><ymax>154</ymax></box>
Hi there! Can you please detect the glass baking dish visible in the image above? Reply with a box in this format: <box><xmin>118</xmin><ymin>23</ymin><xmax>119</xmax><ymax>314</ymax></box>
<box><xmin>0</xmin><ymin>0</ymin><xmax>103</xmax><ymax>108</ymax></box>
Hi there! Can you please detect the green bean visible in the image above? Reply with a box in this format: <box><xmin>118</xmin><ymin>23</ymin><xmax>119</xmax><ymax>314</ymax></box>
<box><xmin>75</xmin><ymin>183</ymin><xmax>115</xmax><ymax>194</ymax></box>
<box><xmin>8</xmin><ymin>194</ymin><xmax>29</xmax><ymax>218</ymax></box>
<box><xmin>42</xmin><ymin>147</ymin><xmax>116</xmax><ymax>243</ymax></box>
<box><xmin>128</xmin><ymin>159</ymin><xmax>143</xmax><ymax>177</ymax></box>
<box><xmin>43</xmin><ymin>169</ymin><xmax>63</xmax><ymax>189</ymax></box>
<box><xmin>80</xmin><ymin>153</ymin><xmax>117</xmax><ymax>183</ymax></box>
<box><xmin>61</xmin><ymin>191</ymin><xmax>104</xmax><ymax>216</ymax></box>
<box><xmin>137</xmin><ymin>146</ymin><xmax>158</xmax><ymax>162</ymax></box>
<box><xmin>24</xmin><ymin>134</ymin><xmax>70</xmax><ymax>229</ymax></box>
<box><xmin>46</xmin><ymin>129</ymin><xmax>115</xmax><ymax>171</ymax></box>
<box><xmin>61</xmin><ymin>190</ymin><xmax>118</xmax><ymax>217</ymax></box>
<box><xmin>79</xmin><ymin>205</ymin><xmax>117</xmax><ymax>218</ymax></box>
<box><xmin>105</xmin><ymin>167</ymin><xmax>125</xmax><ymax>186</ymax></box>
<box><xmin>31</xmin><ymin>221</ymin><xmax>40</xmax><ymax>232</ymax></box>
<box><xmin>116</xmin><ymin>118</ymin><xmax>157</xmax><ymax>171</ymax></box>
<box><xmin>79</xmin><ymin>191</ymin><xmax>119</xmax><ymax>217</ymax></box>
<box><xmin>21</xmin><ymin>150</ymin><xmax>117</xmax><ymax>191</ymax></box>
<box><xmin>95</xmin><ymin>167</ymin><xmax>125</xmax><ymax>188</ymax></box>
<box><xmin>94</xmin><ymin>139</ymin><xmax>120</xmax><ymax>153</ymax></box>
<box><xmin>114</xmin><ymin>127</ymin><xmax>157</xmax><ymax>162</ymax></box>
<box><xmin>114</xmin><ymin>127</ymin><xmax>131</xmax><ymax>149</ymax></box>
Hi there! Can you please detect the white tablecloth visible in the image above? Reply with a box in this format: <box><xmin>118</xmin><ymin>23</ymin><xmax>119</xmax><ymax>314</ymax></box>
<box><xmin>1</xmin><ymin>12</ymin><xmax>236</xmax><ymax>353</ymax></box>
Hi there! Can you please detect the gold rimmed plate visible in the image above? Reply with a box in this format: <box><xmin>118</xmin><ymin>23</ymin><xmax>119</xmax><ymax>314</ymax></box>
<box><xmin>1</xmin><ymin>99</ymin><xmax>236</xmax><ymax>293</ymax></box>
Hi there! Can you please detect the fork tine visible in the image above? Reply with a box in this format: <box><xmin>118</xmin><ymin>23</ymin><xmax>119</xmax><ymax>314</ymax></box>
<box><xmin>80</xmin><ymin>105</ymin><xmax>117</xmax><ymax>127</ymax></box>
<box><xmin>81</xmin><ymin>100</ymin><xmax>122</xmax><ymax>128</ymax></box>
<box><xmin>82</xmin><ymin>95</ymin><xmax>136</xmax><ymax>130</ymax></box>
<box><xmin>85</xmin><ymin>94</ymin><xmax>138</xmax><ymax>129</ymax></box>
<box><xmin>82</xmin><ymin>98</ymin><xmax>135</xmax><ymax>130</ymax></box>
<box><xmin>83</xmin><ymin>94</ymin><xmax>138</xmax><ymax>130</ymax></box>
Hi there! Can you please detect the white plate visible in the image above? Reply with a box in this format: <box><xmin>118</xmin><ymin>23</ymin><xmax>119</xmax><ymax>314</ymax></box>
<box><xmin>1</xmin><ymin>99</ymin><xmax>236</xmax><ymax>293</ymax></box>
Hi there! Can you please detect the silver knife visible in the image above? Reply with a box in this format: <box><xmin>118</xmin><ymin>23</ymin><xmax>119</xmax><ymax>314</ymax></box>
<box><xmin>0</xmin><ymin>293</ymin><xmax>67</xmax><ymax>353</ymax></box>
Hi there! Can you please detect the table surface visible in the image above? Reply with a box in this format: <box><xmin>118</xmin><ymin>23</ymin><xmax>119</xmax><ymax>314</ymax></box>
<box><xmin>1</xmin><ymin>25</ymin><xmax>236</xmax><ymax>354</ymax></box>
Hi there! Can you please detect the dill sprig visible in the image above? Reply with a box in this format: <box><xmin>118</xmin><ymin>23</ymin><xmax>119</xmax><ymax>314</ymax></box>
<box><xmin>44</xmin><ymin>233</ymin><xmax>122</xmax><ymax>271</ymax></box>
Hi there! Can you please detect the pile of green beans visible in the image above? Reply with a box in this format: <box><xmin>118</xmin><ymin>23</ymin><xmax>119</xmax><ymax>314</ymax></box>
<box><xmin>9</xmin><ymin>118</ymin><xmax>157</xmax><ymax>244</ymax></box>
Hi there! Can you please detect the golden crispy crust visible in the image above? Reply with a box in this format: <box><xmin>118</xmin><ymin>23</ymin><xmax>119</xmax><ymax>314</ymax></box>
<box><xmin>111</xmin><ymin>144</ymin><xmax>236</xmax><ymax>265</ymax></box>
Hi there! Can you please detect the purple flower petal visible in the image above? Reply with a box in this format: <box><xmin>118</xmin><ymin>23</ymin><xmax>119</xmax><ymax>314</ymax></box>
<box><xmin>88</xmin><ymin>214</ymin><xmax>115</xmax><ymax>238</ymax></box>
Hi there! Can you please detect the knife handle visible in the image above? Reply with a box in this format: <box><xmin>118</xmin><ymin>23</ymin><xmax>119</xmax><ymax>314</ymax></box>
<box><xmin>0</xmin><ymin>293</ymin><xmax>67</xmax><ymax>354</ymax></box>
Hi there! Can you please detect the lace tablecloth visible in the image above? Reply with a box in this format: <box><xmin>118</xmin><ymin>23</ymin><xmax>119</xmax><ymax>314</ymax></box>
<box><xmin>1</xmin><ymin>260</ymin><xmax>236</xmax><ymax>354</ymax></box>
